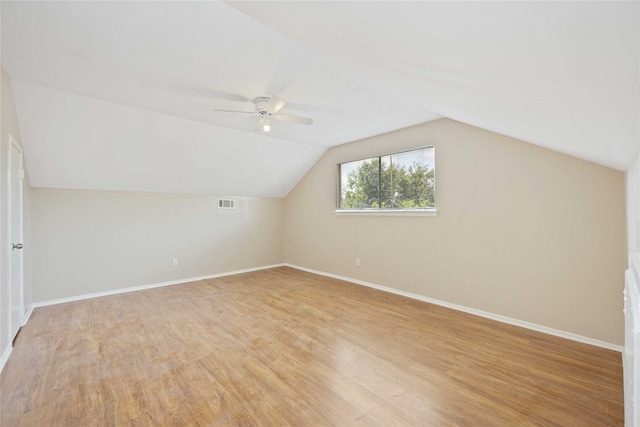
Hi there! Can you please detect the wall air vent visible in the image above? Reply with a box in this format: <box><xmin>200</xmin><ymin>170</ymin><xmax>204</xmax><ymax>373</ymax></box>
<box><xmin>218</xmin><ymin>198</ymin><xmax>236</xmax><ymax>209</ymax></box>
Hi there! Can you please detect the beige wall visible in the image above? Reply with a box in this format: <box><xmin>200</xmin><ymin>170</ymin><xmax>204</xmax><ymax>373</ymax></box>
<box><xmin>31</xmin><ymin>189</ymin><xmax>284</xmax><ymax>302</ymax></box>
<box><xmin>285</xmin><ymin>118</ymin><xmax>627</xmax><ymax>345</ymax></box>
<box><xmin>1</xmin><ymin>65</ymin><xmax>32</xmax><ymax>360</ymax></box>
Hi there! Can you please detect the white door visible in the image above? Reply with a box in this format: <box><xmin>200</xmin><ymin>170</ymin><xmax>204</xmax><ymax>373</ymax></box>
<box><xmin>9</xmin><ymin>137</ymin><xmax>24</xmax><ymax>342</ymax></box>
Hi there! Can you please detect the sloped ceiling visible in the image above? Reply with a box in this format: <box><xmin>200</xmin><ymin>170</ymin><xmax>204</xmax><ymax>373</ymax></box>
<box><xmin>1</xmin><ymin>1</ymin><xmax>638</xmax><ymax>197</ymax></box>
<box><xmin>231</xmin><ymin>1</ymin><xmax>639</xmax><ymax>172</ymax></box>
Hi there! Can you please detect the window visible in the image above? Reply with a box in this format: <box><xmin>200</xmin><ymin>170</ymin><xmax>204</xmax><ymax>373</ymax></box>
<box><xmin>337</xmin><ymin>146</ymin><xmax>435</xmax><ymax>213</ymax></box>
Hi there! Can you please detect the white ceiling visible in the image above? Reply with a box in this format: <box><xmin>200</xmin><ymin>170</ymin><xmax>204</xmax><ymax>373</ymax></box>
<box><xmin>2</xmin><ymin>1</ymin><xmax>638</xmax><ymax>197</ymax></box>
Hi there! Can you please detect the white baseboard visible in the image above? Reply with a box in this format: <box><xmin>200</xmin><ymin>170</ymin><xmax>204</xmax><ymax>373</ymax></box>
<box><xmin>33</xmin><ymin>263</ymin><xmax>286</xmax><ymax>308</ymax></box>
<box><xmin>285</xmin><ymin>263</ymin><xmax>623</xmax><ymax>353</ymax></box>
<box><xmin>22</xmin><ymin>305</ymin><xmax>34</xmax><ymax>326</ymax></box>
<box><xmin>0</xmin><ymin>306</ymin><xmax>35</xmax><ymax>375</ymax></box>
<box><xmin>29</xmin><ymin>262</ymin><xmax>622</xmax><ymax>352</ymax></box>
<box><xmin>0</xmin><ymin>345</ymin><xmax>12</xmax><ymax>374</ymax></box>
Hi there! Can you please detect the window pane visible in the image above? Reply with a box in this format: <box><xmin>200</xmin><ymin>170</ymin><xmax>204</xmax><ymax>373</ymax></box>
<box><xmin>338</xmin><ymin>146</ymin><xmax>435</xmax><ymax>210</ymax></box>
<box><xmin>381</xmin><ymin>147</ymin><xmax>435</xmax><ymax>209</ymax></box>
<box><xmin>339</xmin><ymin>157</ymin><xmax>380</xmax><ymax>209</ymax></box>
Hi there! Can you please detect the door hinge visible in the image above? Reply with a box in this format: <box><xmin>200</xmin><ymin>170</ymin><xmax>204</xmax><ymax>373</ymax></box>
<box><xmin>19</xmin><ymin>169</ymin><xmax>24</xmax><ymax>180</ymax></box>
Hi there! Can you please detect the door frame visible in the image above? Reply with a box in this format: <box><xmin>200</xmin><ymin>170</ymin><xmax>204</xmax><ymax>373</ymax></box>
<box><xmin>8</xmin><ymin>134</ymin><xmax>24</xmax><ymax>343</ymax></box>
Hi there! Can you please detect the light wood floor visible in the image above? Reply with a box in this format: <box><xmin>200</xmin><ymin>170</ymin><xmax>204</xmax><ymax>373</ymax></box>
<box><xmin>1</xmin><ymin>267</ymin><xmax>623</xmax><ymax>426</ymax></box>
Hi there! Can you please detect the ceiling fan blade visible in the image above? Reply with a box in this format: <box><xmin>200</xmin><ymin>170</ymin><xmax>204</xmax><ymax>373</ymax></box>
<box><xmin>213</xmin><ymin>109</ymin><xmax>258</xmax><ymax>115</ymax></box>
<box><xmin>266</xmin><ymin>95</ymin><xmax>286</xmax><ymax>115</ymax></box>
<box><xmin>160</xmin><ymin>84</ymin><xmax>251</xmax><ymax>102</ymax></box>
<box><xmin>274</xmin><ymin>113</ymin><xmax>313</xmax><ymax>125</ymax></box>
<box><xmin>201</xmin><ymin>90</ymin><xmax>251</xmax><ymax>103</ymax></box>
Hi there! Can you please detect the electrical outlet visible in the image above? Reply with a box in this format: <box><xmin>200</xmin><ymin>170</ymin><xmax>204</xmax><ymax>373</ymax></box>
<box><xmin>355</xmin><ymin>258</ymin><xmax>361</xmax><ymax>266</ymax></box>
<box><xmin>172</xmin><ymin>258</ymin><xmax>178</xmax><ymax>267</ymax></box>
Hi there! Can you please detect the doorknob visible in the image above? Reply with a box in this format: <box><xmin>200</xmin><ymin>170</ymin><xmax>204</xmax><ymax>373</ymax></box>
<box><xmin>12</xmin><ymin>243</ymin><xmax>23</xmax><ymax>250</ymax></box>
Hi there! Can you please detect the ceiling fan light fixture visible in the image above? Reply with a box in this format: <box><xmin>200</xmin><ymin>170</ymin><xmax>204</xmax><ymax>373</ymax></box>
<box><xmin>215</xmin><ymin>95</ymin><xmax>313</xmax><ymax>132</ymax></box>
<box><xmin>262</xmin><ymin>118</ymin><xmax>271</xmax><ymax>132</ymax></box>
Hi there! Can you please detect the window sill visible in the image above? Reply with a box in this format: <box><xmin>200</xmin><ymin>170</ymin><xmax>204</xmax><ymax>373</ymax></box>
<box><xmin>333</xmin><ymin>209</ymin><xmax>438</xmax><ymax>217</ymax></box>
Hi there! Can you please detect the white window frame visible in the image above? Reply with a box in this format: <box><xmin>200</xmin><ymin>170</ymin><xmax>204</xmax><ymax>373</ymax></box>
<box><xmin>334</xmin><ymin>146</ymin><xmax>437</xmax><ymax>216</ymax></box>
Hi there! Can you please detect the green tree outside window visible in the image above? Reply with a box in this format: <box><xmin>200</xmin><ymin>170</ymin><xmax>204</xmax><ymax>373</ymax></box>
<box><xmin>339</xmin><ymin>147</ymin><xmax>435</xmax><ymax>210</ymax></box>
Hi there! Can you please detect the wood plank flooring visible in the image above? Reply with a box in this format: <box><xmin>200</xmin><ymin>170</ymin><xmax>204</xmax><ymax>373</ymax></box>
<box><xmin>1</xmin><ymin>267</ymin><xmax>623</xmax><ymax>426</ymax></box>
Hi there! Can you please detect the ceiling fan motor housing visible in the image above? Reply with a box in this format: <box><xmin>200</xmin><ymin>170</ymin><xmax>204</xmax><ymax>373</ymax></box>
<box><xmin>252</xmin><ymin>96</ymin><xmax>271</xmax><ymax>112</ymax></box>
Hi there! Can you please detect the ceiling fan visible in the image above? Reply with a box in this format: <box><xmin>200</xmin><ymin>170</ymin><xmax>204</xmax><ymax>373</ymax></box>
<box><xmin>214</xmin><ymin>95</ymin><xmax>313</xmax><ymax>132</ymax></box>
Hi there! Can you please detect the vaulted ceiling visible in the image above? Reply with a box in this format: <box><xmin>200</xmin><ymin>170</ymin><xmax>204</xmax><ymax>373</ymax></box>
<box><xmin>2</xmin><ymin>1</ymin><xmax>638</xmax><ymax>197</ymax></box>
